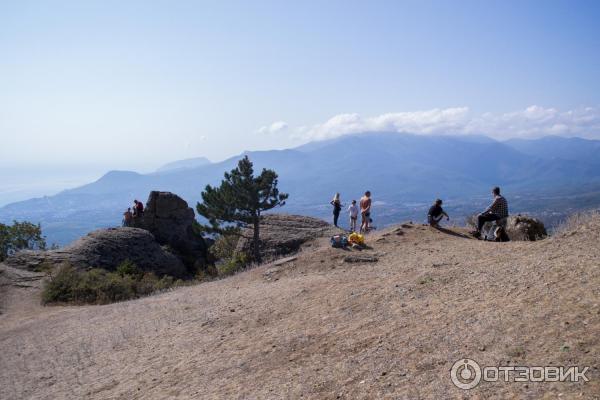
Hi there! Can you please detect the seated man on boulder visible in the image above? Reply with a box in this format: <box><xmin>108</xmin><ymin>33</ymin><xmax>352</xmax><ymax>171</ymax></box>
<box><xmin>472</xmin><ymin>186</ymin><xmax>509</xmax><ymax>238</ymax></box>
<box><xmin>427</xmin><ymin>199</ymin><xmax>449</xmax><ymax>227</ymax></box>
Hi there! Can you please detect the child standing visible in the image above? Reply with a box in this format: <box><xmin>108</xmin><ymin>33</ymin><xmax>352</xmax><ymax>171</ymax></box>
<box><xmin>348</xmin><ymin>200</ymin><xmax>359</xmax><ymax>232</ymax></box>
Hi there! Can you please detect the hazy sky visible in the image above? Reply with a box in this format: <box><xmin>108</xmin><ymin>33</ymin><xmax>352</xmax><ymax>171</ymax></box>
<box><xmin>1</xmin><ymin>0</ymin><xmax>600</xmax><ymax>177</ymax></box>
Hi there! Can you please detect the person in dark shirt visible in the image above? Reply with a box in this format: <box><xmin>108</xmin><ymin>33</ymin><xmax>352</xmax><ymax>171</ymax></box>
<box><xmin>330</xmin><ymin>193</ymin><xmax>342</xmax><ymax>227</ymax></box>
<box><xmin>133</xmin><ymin>200</ymin><xmax>144</xmax><ymax>217</ymax></box>
<box><xmin>427</xmin><ymin>199</ymin><xmax>449</xmax><ymax>227</ymax></box>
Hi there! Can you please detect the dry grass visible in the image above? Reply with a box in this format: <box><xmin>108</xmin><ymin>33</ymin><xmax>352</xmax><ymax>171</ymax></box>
<box><xmin>553</xmin><ymin>209</ymin><xmax>600</xmax><ymax>236</ymax></box>
<box><xmin>1</xmin><ymin>220</ymin><xmax>600</xmax><ymax>399</ymax></box>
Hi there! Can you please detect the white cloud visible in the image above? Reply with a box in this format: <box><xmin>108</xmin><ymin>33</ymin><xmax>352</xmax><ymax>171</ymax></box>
<box><xmin>465</xmin><ymin>106</ymin><xmax>600</xmax><ymax>139</ymax></box>
<box><xmin>256</xmin><ymin>121</ymin><xmax>288</xmax><ymax>134</ymax></box>
<box><xmin>299</xmin><ymin>106</ymin><xmax>600</xmax><ymax>141</ymax></box>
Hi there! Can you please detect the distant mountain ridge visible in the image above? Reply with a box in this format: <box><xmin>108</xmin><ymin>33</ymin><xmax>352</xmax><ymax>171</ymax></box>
<box><xmin>504</xmin><ymin>136</ymin><xmax>600</xmax><ymax>165</ymax></box>
<box><xmin>156</xmin><ymin>157</ymin><xmax>212</xmax><ymax>173</ymax></box>
<box><xmin>2</xmin><ymin>133</ymin><xmax>600</xmax><ymax>245</ymax></box>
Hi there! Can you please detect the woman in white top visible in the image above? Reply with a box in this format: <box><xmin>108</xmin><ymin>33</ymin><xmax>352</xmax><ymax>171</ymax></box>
<box><xmin>348</xmin><ymin>200</ymin><xmax>359</xmax><ymax>232</ymax></box>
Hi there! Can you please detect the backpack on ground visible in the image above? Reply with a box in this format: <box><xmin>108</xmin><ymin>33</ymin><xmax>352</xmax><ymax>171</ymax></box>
<box><xmin>348</xmin><ymin>232</ymin><xmax>365</xmax><ymax>245</ymax></box>
<box><xmin>330</xmin><ymin>235</ymin><xmax>348</xmax><ymax>248</ymax></box>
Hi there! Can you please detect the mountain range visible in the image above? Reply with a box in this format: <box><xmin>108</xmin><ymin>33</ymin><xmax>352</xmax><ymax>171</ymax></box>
<box><xmin>2</xmin><ymin>133</ymin><xmax>600</xmax><ymax>245</ymax></box>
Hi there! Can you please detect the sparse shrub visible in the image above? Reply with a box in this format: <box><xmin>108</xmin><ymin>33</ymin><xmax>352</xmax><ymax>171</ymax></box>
<box><xmin>86</xmin><ymin>271</ymin><xmax>135</xmax><ymax>304</ymax></box>
<box><xmin>196</xmin><ymin>265</ymin><xmax>219</xmax><ymax>281</ymax></box>
<box><xmin>465</xmin><ymin>213</ymin><xmax>478</xmax><ymax>229</ymax></box>
<box><xmin>217</xmin><ymin>253</ymin><xmax>248</xmax><ymax>277</ymax></box>
<box><xmin>209</xmin><ymin>233</ymin><xmax>250</xmax><ymax>276</ymax></box>
<box><xmin>156</xmin><ymin>275</ymin><xmax>175</xmax><ymax>290</ymax></box>
<box><xmin>42</xmin><ymin>263</ymin><xmax>182</xmax><ymax>305</ymax></box>
<box><xmin>41</xmin><ymin>264</ymin><xmax>81</xmax><ymax>304</ymax></box>
<box><xmin>135</xmin><ymin>272</ymin><xmax>161</xmax><ymax>296</ymax></box>
<box><xmin>209</xmin><ymin>234</ymin><xmax>241</xmax><ymax>260</ymax></box>
<box><xmin>116</xmin><ymin>259</ymin><xmax>143</xmax><ymax>280</ymax></box>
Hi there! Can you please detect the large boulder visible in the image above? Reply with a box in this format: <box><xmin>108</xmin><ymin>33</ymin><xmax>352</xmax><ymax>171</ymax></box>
<box><xmin>132</xmin><ymin>191</ymin><xmax>207</xmax><ymax>269</ymax></box>
<box><xmin>5</xmin><ymin>227</ymin><xmax>187</xmax><ymax>278</ymax></box>
<box><xmin>506</xmin><ymin>215</ymin><xmax>547</xmax><ymax>241</ymax></box>
<box><xmin>236</xmin><ymin>214</ymin><xmax>337</xmax><ymax>260</ymax></box>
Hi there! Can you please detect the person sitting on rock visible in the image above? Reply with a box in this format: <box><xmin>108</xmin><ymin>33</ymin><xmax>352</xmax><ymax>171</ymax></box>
<box><xmin>122</xmin><ymin>208</ymin><xmax>133</xmax><ymax>227</ymax></box>
<box><xmin>133</xmin><ymin>200</ymin><xmax>144</xmax><ymax>217</ymax></box>
<box><xmin>471</xmin><ymin>186</ymin><xmax>509</xmax><ymax>238</ymax></box>
<box><xmin>427</xmin><ymin>199</ymin><xmax>449</xmax><ymax>227</ymax></box>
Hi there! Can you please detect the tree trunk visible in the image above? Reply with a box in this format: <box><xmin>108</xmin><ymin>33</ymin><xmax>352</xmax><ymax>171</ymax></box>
<box><xmin>252</xmin><ymin>214</ymin><xmax>261</xmax><ymax>263</ymax></box>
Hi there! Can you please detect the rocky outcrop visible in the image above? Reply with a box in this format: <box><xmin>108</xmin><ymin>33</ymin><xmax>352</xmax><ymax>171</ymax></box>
<box><xmin>132</xmin><ymin>191</ymin><xmax>207</xmax><ymax>269</ymax></box>
<box><xmin>506</xmin><ymin>215</ymin><xmax>547</xmax><ymax>241</ymax></box>
<box><xmin>6</xmin><ymin>191</ymin><xmax>206</xmax><ymax>277</ymax></box>
<box><xmin>236</xmin><ymin>214</ymin><xmax>336</xmax><ymax>260</ymax></box>
<box><xmin>5</xmin><ymin>228</ymin><xmax>187</xmax><ymax>277</ymax></box>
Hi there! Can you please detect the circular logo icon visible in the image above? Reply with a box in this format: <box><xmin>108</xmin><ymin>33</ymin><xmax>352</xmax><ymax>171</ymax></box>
<box><xmin>450</xmin><ymin>358</ymin><xmax>482</xmax><ymax>390</ymax></box>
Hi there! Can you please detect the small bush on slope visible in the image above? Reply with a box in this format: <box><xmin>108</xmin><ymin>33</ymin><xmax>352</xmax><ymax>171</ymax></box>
<box><xmin>42</xmin><ymin>261</ymin><xmax>184</xmax><ymax>305</ymax></box>
<box><xmin>209</xmin><ymin>234</ymin><xmax>249</xmax><ymax>277</ymax></box>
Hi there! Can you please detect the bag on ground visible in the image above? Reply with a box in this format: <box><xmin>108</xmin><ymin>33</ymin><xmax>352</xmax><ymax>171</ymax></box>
<box><xmin>330</xmin><ymin>235</ymin><xmax>348</xmax><ymax>248</ymax></box>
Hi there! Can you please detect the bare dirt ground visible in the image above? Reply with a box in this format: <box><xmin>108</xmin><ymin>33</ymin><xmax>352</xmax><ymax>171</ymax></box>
<box><xmin>1</xmin><ymin>217</ymin><xmax>599</xmax><ymax>399</ymax></box>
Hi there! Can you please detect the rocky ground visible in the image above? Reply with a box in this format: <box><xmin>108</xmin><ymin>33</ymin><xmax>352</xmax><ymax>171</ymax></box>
<box><xmin>1</xmin><ymin>216</ymin><xmax>599</xmax><ymax>399</ymax></box>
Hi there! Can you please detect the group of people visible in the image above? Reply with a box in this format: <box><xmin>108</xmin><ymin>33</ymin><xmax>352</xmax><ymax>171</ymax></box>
<box><xmin>332</xmin><ymin>186</ymin><xmax>509</xmax><ymax>240</ymax></box>
<box><xmin>426</xmin><ymin>186</ymin><xmax>509</xmax><ymax>239</ymax></box>
<box><xmin>330</xmin><ymin>191</ymin><xmax>372</xmax><ymax>233</ymax></box>
<box><xmin>122</xmin><ymin>199</ymin><xmax>145</xmax><ymax>227</ymax></box>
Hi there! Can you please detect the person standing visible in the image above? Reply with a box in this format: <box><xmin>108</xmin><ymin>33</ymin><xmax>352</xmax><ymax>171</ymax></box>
<box><xmin>360</xmin><ymin>191</ymin><xmax>372</xmax><ymax>233</ymax></box>
<box><xmin>330</xmin><ymin>193</ymin><xmax>342</xmax><ymax>227</ymax></box>
<box><xmin>122</xmin><ymin>208</ymin><xmax>133</xmax><ymax>227</ymax></box>
<box><xmin>348</xmin><ymin>200</ymin><xmax>359</xmax><ymax>232</ymax></box>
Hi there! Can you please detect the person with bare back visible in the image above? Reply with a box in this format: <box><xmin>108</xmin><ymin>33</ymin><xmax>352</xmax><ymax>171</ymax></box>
<box><xmin>360</xmin><ymin>191</ymin><xmax>372</xmax><ymax>233</ymax></box>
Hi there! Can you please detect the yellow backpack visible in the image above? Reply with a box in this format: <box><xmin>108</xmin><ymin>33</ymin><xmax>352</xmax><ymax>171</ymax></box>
<box><xmin>348</xmin><ymin>232</ymin><xmax>365</xmax><ymax>245</ymax></box>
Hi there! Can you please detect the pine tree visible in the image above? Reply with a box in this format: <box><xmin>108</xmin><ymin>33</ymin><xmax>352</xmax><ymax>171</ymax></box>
<box><xmin>196</xmin><ymin>156</ymin><xmax>288</xmax><ymax>263</ymax></box>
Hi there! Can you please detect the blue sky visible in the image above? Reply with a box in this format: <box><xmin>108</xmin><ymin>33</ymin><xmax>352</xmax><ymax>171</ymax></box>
<box><xmin>1</xmin><ymin>0</ymin><xmax>599</xmax><ymax>181</ymax></box>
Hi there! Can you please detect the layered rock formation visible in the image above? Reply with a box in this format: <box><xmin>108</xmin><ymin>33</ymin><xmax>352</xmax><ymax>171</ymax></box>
<box><xmin>6</xmin><ymin>228</ymin><xmax>187</xmax><ymax>278</ymax></box>
<box><xmin>132</xmin><ymin>191</ymin><xmax>207</xmax><ymax>269</ymax></box>
<box><xmin>236</xmin><ymin>214</ymin><xmax>337</xmax><ymax>260</ymax></box>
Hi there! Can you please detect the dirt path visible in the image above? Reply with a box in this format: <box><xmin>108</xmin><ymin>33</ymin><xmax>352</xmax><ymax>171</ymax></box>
<box><xmin>1</xmin><ymin>221</ymin><xmax>599</xmax><ymax>399</ymax></box>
